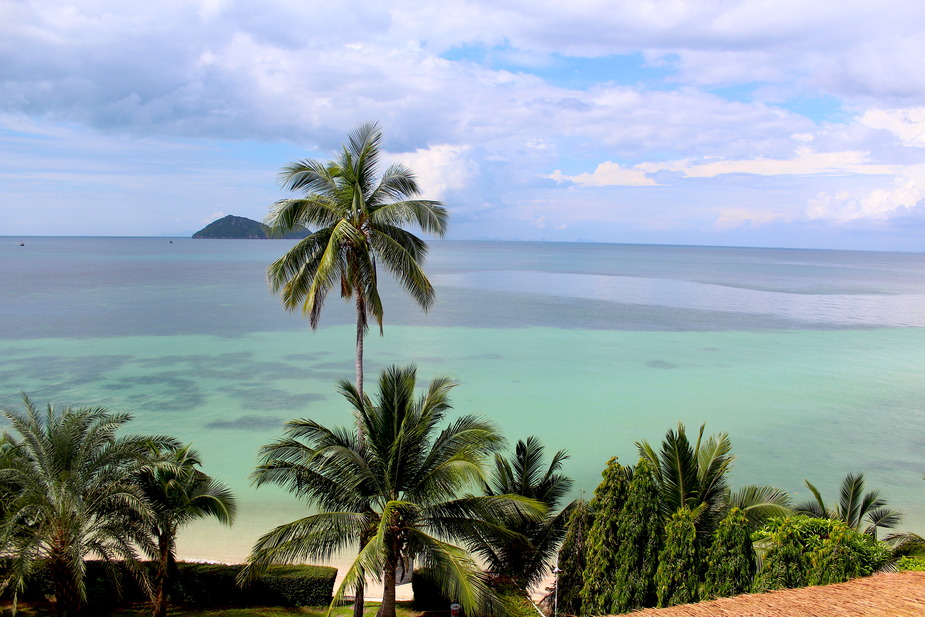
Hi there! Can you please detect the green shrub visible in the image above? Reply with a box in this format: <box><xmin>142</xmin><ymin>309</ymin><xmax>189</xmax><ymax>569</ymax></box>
<box><xmin>610</xmin><ymin>457</ymin><xmax>662</xmax><ymax>614</ymax></box>
<box><xmin>897</xmin><ymin>556</ymin><xmax>925</xmax><ymax>571</ymax></box>
<box><xmin>701</xmin><ymin>507</ymin><xmax>756</xmax><ymax>599</ymax></box>
<box><xmin>1</xmin><ymin>559</ymin><xmax>147</xmax><ymax>607</ymax></box>
<box><xmin>557</xmin><ymin>499</ymin><xmax>590</xmax><ymax>616</ymax></box>
<box><xmin>655</xmin><ymin>506</ymin><xmax>700</xmax><ymax>607</ymax></box>
<box><xmin>2</xmin><ymin>560</ymin><xmax>335</xmax><ymax>610</ymax></box>
<box><xmin>176</xmin><ymin>563</ymin><xmax>336</xmax><ymax>607</ymax></box>
<box><xmin>256</xmin><ymin>564</ymin><xmax>338</xmax><ymax>606</ymax></box>
<box><xmin>579</xmin><ymin>457</ymin><xmax>630</xmax><ymax>616</ymax></box>
<box><xmin>752</xmin><ymin>516</ymin><xmax>891</xmax><ymax>592</ymax></box>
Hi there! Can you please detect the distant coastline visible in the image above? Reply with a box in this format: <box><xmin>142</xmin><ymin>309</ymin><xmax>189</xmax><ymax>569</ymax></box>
<box><xmin>192</xmin><ymin>214</ymin><xmax>309</xmax><ymax>239</ymax></box>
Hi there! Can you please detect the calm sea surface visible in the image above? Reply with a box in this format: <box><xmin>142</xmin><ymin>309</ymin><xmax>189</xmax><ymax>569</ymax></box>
<box><xmin>2</xmin><ymin>237</ymin><xmax>925</xmax><ymax>561</ymax></box>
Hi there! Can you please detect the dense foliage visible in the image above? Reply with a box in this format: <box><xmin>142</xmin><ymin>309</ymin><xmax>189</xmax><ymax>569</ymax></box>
<box><xmin>244</xmin><ymin>365</ymin><xmax>537</xmax><ymax>617</ymax></box>
<box><xmin>0</xmin><ymin>398</ymin><xmax>179</xmax><ymax>616</ymax></box>
<box><xmin>753</xmin><ymin>516</ymin><xmax>892</xmax><ymax>591</ymax></box>
<box><xmin>795</xmin><ymin>473</ymin><xmax>902</xmax><ymax>539</ymax></box>
<box><xmin>701</xmin><ymin>507</ymin><xmax>756</xmax><ymax>599</ymax></box>
<box><xmin>655</xmin><ymin>506</ymin><xmax>701</xmax><ymax>607</ymax></box>
<box><xmin>178</xmin><ymin>564</ymin><xmax>336</xmax><ymax>607</ymax></box>
<box><xmin>556</xmin><ymin>499</ymin><xmax>589</xmax><ymax>616</ymax></box>
<box><xmin>476</xmin><ymin>436</ymin><xmax>575</xmax><ymax>590</ymax></box>
<box><xmin>578</xmin><ymin>458</ymin><xmax>630</xmax><ymax>616</ymax></box>
<box><xmin>2</xmin><ymin>560</ymin><xmax>336</xmax><ymax>610</ymax></box>
<box><xmin>610</xmin><ymin>457</ymin><xmax>662</xmax><ymax>614</ymax></box>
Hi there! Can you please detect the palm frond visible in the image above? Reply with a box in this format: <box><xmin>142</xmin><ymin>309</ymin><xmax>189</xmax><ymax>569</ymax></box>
<box><xmin>727</xmin><ymin>485</ymin><xmax>793</xmax><ymax>530</ymax></box>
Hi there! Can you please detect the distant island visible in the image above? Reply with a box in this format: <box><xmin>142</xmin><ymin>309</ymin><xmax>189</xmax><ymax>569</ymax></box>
<box><xmin>192</xmin><ymin>215</ymin><xmax>309</xmax><ymax>239</ymax></box>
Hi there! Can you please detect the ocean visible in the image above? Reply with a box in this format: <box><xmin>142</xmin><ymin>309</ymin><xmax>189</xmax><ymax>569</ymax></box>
<box><xmin>2</xmin><ymin>237</ymin><xmax>924</xmax><ymax>564</ymax></box>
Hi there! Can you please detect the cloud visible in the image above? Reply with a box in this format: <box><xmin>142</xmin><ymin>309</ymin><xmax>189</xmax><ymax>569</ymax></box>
<box><xmin>638</xmin><ymin>148</ymin><xmax>897</xmax><ymax>179</ymax></box>
<box><xmin>383</xmin><ymin>144</ymin><xmax>477</xmax><ymax>200</ymax></box>
<box><xmin>804</xmin><ymin>166</ymin><xmax>925</xmax><ymax>224</ymax></box>
<box><xmin>3</xmin><ymin>0</ymin><xmax>925</xmax><ymax>248</ymax></box>
<box><xmin>859</xmin><ymin>108</ymin><xmax>925</xmax><ymax>148</ymax></box>
<box><xmin>549</xmin><ymin>161</ymin><xmax>657</xmax><ymax>186</ymax></box>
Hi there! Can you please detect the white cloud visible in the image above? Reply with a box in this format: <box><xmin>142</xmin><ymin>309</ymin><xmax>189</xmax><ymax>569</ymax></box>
<box><xmin>549</xmin><ymin>161</ymin><xmax>657</xmax><ymax>186</ymax></box>
<box><xmin>714</xmin><ymin>207</ymin><xmax>787</xmax><ymax>231</ymax></box>
<box><xmin>638</xmin><ymin>148</ymin><xmax>896</xmax><ymax>178</ymax></box>
<box><xmin>804</xmin><ymin>166</ymin><xmax>925</xmax><ymax>223</ymax></box>
<box><xmin>859</xmin><ymin>108</ymin><xmax>925</xmax><ymax>147</ymax></box>
<box><xmin>383</xmin><ymin>144</ymin><xmax>478</xmax><ymax>200</ymax></box>
<box><xmin>3</xmin><ymin>0</ymin><xmax>925</xmax><ymax>247</ymax></box>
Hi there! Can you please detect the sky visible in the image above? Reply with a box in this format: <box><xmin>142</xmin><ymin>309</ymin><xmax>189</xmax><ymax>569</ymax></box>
<box><xmin>2</xmin><ymin>0</ymin><xmax>925</xmax><ymax>250</ymax></box>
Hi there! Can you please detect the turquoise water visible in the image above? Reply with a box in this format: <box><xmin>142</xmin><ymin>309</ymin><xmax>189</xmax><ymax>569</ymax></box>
<box><xmin>2</xmin><ymin>237</ymin><xmax>924</xmax><ymax>561</ymax></box>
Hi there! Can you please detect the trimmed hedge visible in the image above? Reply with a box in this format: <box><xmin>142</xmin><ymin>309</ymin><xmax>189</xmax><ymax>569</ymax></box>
<box><xmin>176</xmin><ymin>563</ymin><xmax>337</xmax><ymax>607</ymax></box>
<box><xmin>1</xmin><ymin>560</ymin><xmax>336</xmax><ymax>610</ymax></box>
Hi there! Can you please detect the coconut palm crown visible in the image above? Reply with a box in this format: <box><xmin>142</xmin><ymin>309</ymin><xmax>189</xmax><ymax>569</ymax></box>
<box><xmin>241</xmin><ymin>365</ymin><xmax>539</xmax><ymax>617</ymax></box>
<box><xmin>475</xmin><ymin>436</ymin><xmax>576</xmax><ymax>590</ymax></box>
<box><xmin>265</xmin><ymin>123</ymin><xmax>448</xmax><ymax>403</ymax></box>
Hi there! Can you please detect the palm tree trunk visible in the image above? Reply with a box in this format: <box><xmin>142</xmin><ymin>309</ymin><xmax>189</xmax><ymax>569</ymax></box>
<box><xmin>153</xmin><ymin>532</ymin><xmax>171</xmax><ymax>617</ymax></box>
<box><xmin>355</xmin><ymin>294</ymin><xmax>366</xmax><ymax>448</ymax></box>
<box><xmin>50</xmin><ymin>556</ymin><xmax>83</xmax><ymax>617</ymax></box>
<box><xmin>353</xmin><ymin>295</ymin><xmax>366</xmax><ymax>617</ymax></box>
<box><xmin>379</xmin><ymin>546</ymin><xmax>398</xmax><ymax>617</ymax></box>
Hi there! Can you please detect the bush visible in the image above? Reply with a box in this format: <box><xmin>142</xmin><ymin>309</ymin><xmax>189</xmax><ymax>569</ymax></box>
<box><xmin>897</xmin><ymin>557</ymin><xmax>925</xmax><ymax>571</ymax></box>
<box><xmin>701</xmin><ymin>507</ymin><xmax>756</xmax><ymax>599</ymax></box>
<box><xmin>0</xmin><ymin>560</ymin><xmax>336</xmax><ymax>610</ymax></box>
<box><xmin>579</xmin><ymin>458</ymin><xmax>630</xmax><ymax>616</ymax></box>
<box><xmin>176</xmin><ymin>563</ymin><xmax>337</xmax><ymax>607</ymax></box>
<box><xmin>610</xmin><ymin>457</ymin><xmax>661</xmax><ymax>614</ymax></box>
<box><xmin>752</xmin><ymin>517</ymin><xmax>891</xmax><ymax>592</ymax></box>
<box><xmin>655</xmin><ymin>506</ymin><xmax>700</xmax><ymax>607</ymax></box>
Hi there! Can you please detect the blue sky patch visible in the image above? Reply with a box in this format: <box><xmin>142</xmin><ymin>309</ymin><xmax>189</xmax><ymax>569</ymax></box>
<box><xmin>441</xmin><ymin>46</ymin><xmax>675</xmax><ymax>90</ymax></box>
<box><xmin>774</xmin><ymin>95</ymin><xmax>848</xmax><ymax>124</ymax></box>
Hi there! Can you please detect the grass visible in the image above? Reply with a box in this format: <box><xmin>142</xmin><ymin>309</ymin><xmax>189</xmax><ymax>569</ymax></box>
<box><xmin>0</xmin><ymin>601</ymin><xmax>425</xmax><ymax>617</ymax></box>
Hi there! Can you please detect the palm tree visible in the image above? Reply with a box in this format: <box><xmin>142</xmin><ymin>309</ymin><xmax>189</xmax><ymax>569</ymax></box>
<box><xmin>474</xmin><ymin>436</ymin><xmax>575</xmax><ymax>591</ymax></box>
<box><xmin>136</xmin><ymin>445</ymin><xmax>237</xmax><ymax>617</ymax></box>
<box><xmin>795</xmin><ymin>473</ymin><xmax>901</xmax><ymax>538</ymax></box>
<box><xmin>241</xmin><ymin>365</ymin><xmax>538</xmax><ymax>617</ymax></box>
<box><xmin>637</xmin><ymin>423</ymin><xmax>734</xmax><ymax>526</ymax></box>
<box><xmin>0</xmin><ymin>397</ymin><xmax>178</xmax><ymax>616</ymax></box>
<box><xmin>637</xmin><ymin>423</ymin><xmax>791</xmax><ymax>533</ymax></box>
<box><xmin>266</xmin><ymin>131</ymin><xmax>447</xmax><ymax>615</ymax></box>
<box><xmin>265</xmin><ymin>123</ymin><xmax>449</xmax><ymax>408</ymax></box>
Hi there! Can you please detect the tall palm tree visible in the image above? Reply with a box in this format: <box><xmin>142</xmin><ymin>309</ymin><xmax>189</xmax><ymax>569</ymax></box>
<box><xmin>266</xmin><ymin>128</ymin><xmax>447</xmax><ymax>616</ymax></box>
<box><xmin>0</xmin><ymin>397</ymin><xmax>178</xmax><ymax>616</ymax></box>
<box><xmin>266</xmin><ymin>123</ymin><xmax>449</xmax><ymax>408</ymax></box>
<box><xmin>241</xmin><ymin>365</ymin><xmax>538</xmax><ymax>617</ymax></box>
<box><xmin>795</xmin><ymin>473</ymin><xmax>901</xmax><ymax>539</ymax></box>
<box><xmin>136</xmin><ymin>445</ymin><xmax>237</xmax><ymax>617</ymax></box>
<box><xmin>474</xmin><ymin>436</ymin><xmax>575</xmax><ymax>591</ymax></box>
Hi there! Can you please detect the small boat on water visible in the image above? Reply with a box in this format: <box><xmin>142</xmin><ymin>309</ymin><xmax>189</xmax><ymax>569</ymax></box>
<box><xmin>18</xmin><ymin>241</ymin><xmax>24</xmax><ymax>246</ymax></box>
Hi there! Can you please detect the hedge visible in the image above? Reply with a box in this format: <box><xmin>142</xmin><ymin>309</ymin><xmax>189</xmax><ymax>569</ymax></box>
<box><xmin>175</xmin><ymin>563</ymin><xmax>337</xmax><ymax>607</ymax></box>
<box><xmin>1</xmin><ymin>560</ymin><xmax>337</xmax><ymax>610</ymax></box>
